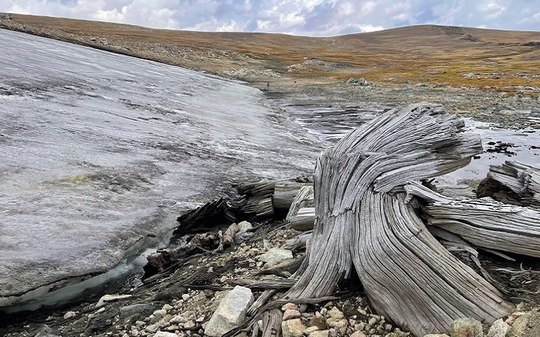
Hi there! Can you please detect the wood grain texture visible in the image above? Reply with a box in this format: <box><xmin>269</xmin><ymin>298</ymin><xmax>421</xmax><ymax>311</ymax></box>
<box><xmin>286</xmin><ymin>103</ymin><xmax>511</xmax><ymax>337</ymax></box>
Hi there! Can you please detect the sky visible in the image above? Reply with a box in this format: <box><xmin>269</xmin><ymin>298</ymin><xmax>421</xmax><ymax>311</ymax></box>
<box><xmin>1</xmin><ymin>0</ymin><xmax>539</xmax><ymax>36</ymax></box>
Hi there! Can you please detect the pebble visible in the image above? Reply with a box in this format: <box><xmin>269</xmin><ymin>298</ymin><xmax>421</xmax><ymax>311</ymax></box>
<box><xmin>283</xmin><ymin>309</ymin><xmax>302</xmax><ymax>321</ymax></box>
<box><xmin>309</xmin><ymin>330</ymin><xmax>330</xmax><ymax>337</ymax></box>
<box><xmin>282</xmin><ymin>318</ymin><xmax>306</xmax><ymax>337</ymax></box>
<box><xmin>350</xmin><ymin>332</ymin><xmax>367</xmax><ymax>337</ymax></box>
<box><xmin>327</xmin><ymin>307</ymin><xmax>344</xmax><ymax>320</ymax></box>
<box><xmin>63</xmin><ymin>311</ymin><xmax>76</xmax><ymax>319</ymax></box>
<box><xmin>282</xmin><ymin>303</ymin><xmax>300</xmax><ymax>311</ymax></box>
<box><xmin>154</xmin><ymin>332</ymin><xmax>178</xmax><ymax>337</ymax></box>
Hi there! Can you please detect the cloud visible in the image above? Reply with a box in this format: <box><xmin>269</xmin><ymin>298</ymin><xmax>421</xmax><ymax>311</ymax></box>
<box><xmin>1</xmin><ymin>0</ymin><xmax>539</xmax><ymax>35</ymax></box>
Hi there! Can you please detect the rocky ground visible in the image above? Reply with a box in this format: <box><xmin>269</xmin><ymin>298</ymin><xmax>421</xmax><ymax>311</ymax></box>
<box><xmin>1</xmin><ymin>211</ymin><xmax>538</xmax><ymax>337</ymax></box>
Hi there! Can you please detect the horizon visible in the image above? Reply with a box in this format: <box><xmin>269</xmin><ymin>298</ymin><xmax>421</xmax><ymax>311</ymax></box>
<box><xmin>1</xmin><ymin>0</ymin><xmax>539</xmax><ymax>37</ymax></box>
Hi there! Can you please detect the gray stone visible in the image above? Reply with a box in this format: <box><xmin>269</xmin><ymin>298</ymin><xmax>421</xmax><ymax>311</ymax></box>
<box><xmin>486</xmin><ymin>319</ymin><xmax>509</xmax><ymax>337</ymax></box>
<box><xmin>204</xmin><ymin>286</ymin><xmax>254</xmax><ymax>337</ymax></box>
<box><xmin>63</xmin><ymin>311</ymin><xmax>76</xmax><ymax>319</ymax></box>
<box><xmin>450</xmin><ymin>318</ymin><xmax>483</xmax><ymax>337</ymax></box>
<box><xmin>424</xmin><ymin>334</ymin><xmax>450</xmax><ymax>337</ymax></box>
<box><xmin>34</xmin><ymin>325</ymin><xmax>60</xmax><ymax>337</ymax></box>
<box><xmin>282</xmin><ymin>318</ymin><xmax>306</xmax><ymax>337</ymax></box>
<box><xmin>120</xmin><ymin>303</ymin><xmax>160</xmax><ymax>319</ymax></box>
<box><xmin>509</xmin><ymin>310</ymin><xmax>540</xmax><ymax>337</ymax></box>
<box><xmin>154</xmin><ymin>332</ymin><xmax>178</xmax><ymax>337</ymax></box>
<box><xmin>146</xmin><ymin>323</ymin><xmax>161</xmax><ymax>334</ymax></box>
<box><xmin>237</xmin><ymin>221</ymin><xmax>253</xmax><ymax>233</ymax></box>
<box><xmin>309</xmin><ymin>330</ymin><xmax>330</xmax><ymax>337</ymax></box>
<box><xmin>259</xmin><ymin>248</ymin><xmax>293</xmax><ymax>266</ymax></box>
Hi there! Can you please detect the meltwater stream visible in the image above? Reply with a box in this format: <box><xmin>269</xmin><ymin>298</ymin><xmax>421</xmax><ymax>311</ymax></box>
<box><xmin>0</xmin><ymin>29</ymin><xmax>319</xmax><ymax>307</ymax></box>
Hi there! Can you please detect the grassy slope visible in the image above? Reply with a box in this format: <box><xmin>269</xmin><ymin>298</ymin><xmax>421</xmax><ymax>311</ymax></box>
<box><xmin>1</xmin><ymin>14</ymin><xmax>540</xmax><ymax>92</ymax></box>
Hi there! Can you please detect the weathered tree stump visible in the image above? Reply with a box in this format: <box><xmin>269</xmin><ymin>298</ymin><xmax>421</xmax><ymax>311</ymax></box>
<box><xmin>286</xmin><ymin>103</ymin><xmax>513</xmax><ymax>336</ymax></box>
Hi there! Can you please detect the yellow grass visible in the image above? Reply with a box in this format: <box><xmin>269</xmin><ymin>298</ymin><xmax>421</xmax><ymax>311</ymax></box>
<box><xmin>2</xmin><ymin>14</ymin><xmax>539</xmax><ymax>92</ymax></box>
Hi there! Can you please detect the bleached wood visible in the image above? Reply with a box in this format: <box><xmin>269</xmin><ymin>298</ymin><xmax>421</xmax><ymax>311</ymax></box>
<box><xmin>285</xmin><ymin>186</ymin><xmax>314</xmax><ymax>220</ymax></box>
<box><xmin>406</xmin><ymin>181</ymin><xmax>540</xmax><ymax>258</ymax></box>
<box><xmin>485</xmin><ymin>161</ymin><xmax>540</xmax><ymax>207</ymax></box>
<box><xmin>288</xmin><ymin>207</ymin><xmax>315</xmax><ymax>231</ymax></box>
<box><xmin>286</xmin><ymin>103</ymin><xmax>511</xmax><ymax>337</ymax></box>
<box><xmin>274</xmin><ymin>181</ymin><xmax>310</xmax><ymax>209</ymax></box>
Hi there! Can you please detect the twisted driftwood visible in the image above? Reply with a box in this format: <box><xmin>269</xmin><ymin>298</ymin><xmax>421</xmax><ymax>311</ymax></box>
<box><xmin>286</xmin><ymin>103</ymin><xmax>513</xmax><ymax>336</ymax></box>
<box><xmin>406</xmin><ymin>181</ymin><xmax>540</xmax><ymax>258</ymax></box>
<box><xmin>479</xmin><ymin>161</ymin><xmax>540</xmax><ymax>207</ymax></box>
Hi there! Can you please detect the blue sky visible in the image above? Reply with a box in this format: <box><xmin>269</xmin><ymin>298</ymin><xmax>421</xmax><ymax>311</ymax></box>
<box><xmin>1</xmin><ymin>0</ymin><xmax>539</xmax><ymax>36</ymax></box>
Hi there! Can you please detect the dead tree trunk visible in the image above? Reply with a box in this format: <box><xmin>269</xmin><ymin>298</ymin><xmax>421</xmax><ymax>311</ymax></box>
<box><xmin>478</xmin><ymin>161</ymin><xmax>540</xmax><ymax>207</ymax></box>
<box><xmin>286</xmin><ymin>104</ymin><xmax>512</xmax><ymax>336</ymax></box>
<box><xmin>406</xmin><ymin>181</ymin><xmax>540</xmax><ymax>258</ymax></box>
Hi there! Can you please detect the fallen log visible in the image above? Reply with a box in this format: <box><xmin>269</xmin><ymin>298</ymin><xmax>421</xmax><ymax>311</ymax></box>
<box><xmin>478</xmin><ymin>161</ymin><xmax>540</xmax><ymax>207</ymax></box>
<box><xmin>286</xmin><ymin>103</ymin><xmax>512</xmax><ymax>336</ymax></box>
<box><xmin>273</xmin><ymin>181</ymin><xmax>311</xmax><ymax>210</ymax></box>
<box><xmin>286</xmin><ymin>186</ymin><xmax>315</xmax><ymax>231</ymax></box>
<box><xmin>406</xmin><ymin>181</ymin><xmax>540</xmax><ymax>258</ymax></box>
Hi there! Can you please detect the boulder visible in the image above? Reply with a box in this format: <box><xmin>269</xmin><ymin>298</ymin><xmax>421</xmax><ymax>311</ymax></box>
<box><xmin>259</xmin><ymin>248</ymin><xmax>293</xmax><ymax>266</ymax></box>
<box><xmin>204</xmin><ymin>286</ymin><xmax>254</xmax><ymax>337</ymax></box>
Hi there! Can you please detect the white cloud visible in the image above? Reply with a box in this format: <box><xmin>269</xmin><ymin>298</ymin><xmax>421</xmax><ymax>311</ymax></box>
<box><xmin>0</xmin><ymin>0</ymin><xmax>539</xmax><ymax>36</ymax></box>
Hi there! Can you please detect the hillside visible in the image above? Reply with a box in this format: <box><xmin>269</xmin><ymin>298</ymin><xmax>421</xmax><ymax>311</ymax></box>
<box><xmin>1</xmin><ymin>14</ymin><xmax>539</xmax><ymax>94</ymax></box>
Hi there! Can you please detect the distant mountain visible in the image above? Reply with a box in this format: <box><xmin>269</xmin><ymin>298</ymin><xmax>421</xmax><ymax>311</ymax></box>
<box><xmin>2</xmin><ymin>14</ymin><xmax>539</xmax><ymax>90</ymax></box>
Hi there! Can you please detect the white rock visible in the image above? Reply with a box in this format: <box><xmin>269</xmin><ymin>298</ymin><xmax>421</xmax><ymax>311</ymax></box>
<box><xmin>259</xmin><ymin>248</ymin><xmax>293</xmax><ymax>266</ymax></box>
<box><xmin>282</xmin><ymin>318</ymin><xmax>306</xmax><ymax>337</ymax></box>
<box><xmin>95</xmin><ymin>294</ymin><xmax>132</xmax><ymax>308</ymax></box>
<box><xmin>63</xmin><ymin>311</ymin><xmax>76</xmax><ymax>319</ymax></box>
<box><xmin>154</xmin><ymin>332</ymin><xmax>178</xmax><ymax>337</ymax></box>
<box><xmin>237</xmin><ymin>221</ymin><xmax>253</xmax><ymax>233</ymax></box>
<box><xmin>204</xmin><ymin>286</ymin><xmax>254</xmax><ymax>337</ymax></box>
<box><xmin>146</xmin><ymin>323</ymin><xmax>160</xmax><ymax>333</ymax></box>
<box><xmin>487</xmin><ymin>318</ymin><xmax>510</xmax><ymax>337</ymax></box>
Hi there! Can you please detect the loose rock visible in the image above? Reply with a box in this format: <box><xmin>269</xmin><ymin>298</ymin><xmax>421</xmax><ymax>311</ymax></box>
<box><xmin>450</xmin><ymin>318</ymin><xmax>483</xmax><ymax>337</ymax></box>
<box><xmin>350</xmin><ymin>332</ymin><xmax>367</xmax><ymax>337</ymax></box>
<box><xmin>154</xmin><ymin>332</ymin><xmax>178</xmax><ymax>337</ymax></box>
<box><xmin>259</xmin><ymin>248</ymin><xmax>293</xmax><ymax>266</ymax></box>
<box><xmin>282</xmin><ymin>318</ymin><xmax>306</xmax><ymax>337</ymax></box>
<box><xmin>204</xmin><ymin>286</ymin><xmax>254</xmax><ymax>337</ymax></box>
<box><xmin>509</xmin><ymin>310</ymin><xmax>540</xmax><ymax>337</ymax></box>
<box><xmin>309</xmin><ymin>330</ymin><xmax>330</xmax><ymax>337</ymax></box>
<box><xmin>63</xmin><ymin>311</ymin><xmax>76</xmax><ymax>319</ymax></box>
<box><xmin>283</xmin><ymin>309</ymin><xmax>302</xmax><ymax>321</ymax></box>
<box><xmin>486</xmin><ymin>319</ymin><xmax>509</xmax><ymax>337</ymax></box>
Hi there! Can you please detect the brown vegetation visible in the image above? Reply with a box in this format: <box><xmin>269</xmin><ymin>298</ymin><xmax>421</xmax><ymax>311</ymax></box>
<box><xmin>1</xmin><ymin>14</ymin><xmax>539</xmax><ymax>92</ymax></box>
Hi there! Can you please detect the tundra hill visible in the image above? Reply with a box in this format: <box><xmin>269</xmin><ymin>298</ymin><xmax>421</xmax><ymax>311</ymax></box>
<box><xmin>2</xmin><ymin>14</ymin><xmax>540</xmax><ymax>93</ymax></box>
